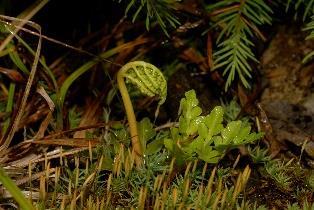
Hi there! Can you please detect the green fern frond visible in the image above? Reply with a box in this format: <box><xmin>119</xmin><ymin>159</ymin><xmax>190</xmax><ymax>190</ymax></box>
<box><xmin>208</xmin><ymin>0</ymin><xmax>272</xmax><ymax>90</ymax></box>
<box><xmin>118</xmin><ymin>0</ymin><xmax>180</xmax><ymax>36</ymax></box>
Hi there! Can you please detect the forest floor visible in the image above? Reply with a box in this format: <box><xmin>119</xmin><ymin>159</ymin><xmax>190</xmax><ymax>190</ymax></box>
<box><xmin>0</xmin><ymin>1</ymin><xmax>313</xmax><ymax>209</ymax></box>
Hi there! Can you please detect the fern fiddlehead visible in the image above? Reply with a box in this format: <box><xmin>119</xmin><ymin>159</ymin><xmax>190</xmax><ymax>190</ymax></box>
<box><xmin>117</xmin><ymin>61</ymin><xmax>167</xmax><ymax>158</ymax></box>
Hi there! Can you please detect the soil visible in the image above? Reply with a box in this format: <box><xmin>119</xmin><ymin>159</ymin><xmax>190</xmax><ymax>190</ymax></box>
<box><xmin>259</xmin><ymin>25</ymin><xmax>314</xmax><ymax>165</ymax></box>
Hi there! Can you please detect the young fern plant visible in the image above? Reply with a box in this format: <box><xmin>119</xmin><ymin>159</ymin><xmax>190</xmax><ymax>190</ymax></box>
<box><xmin>117</xmin><ymin>61</ymin><xmax>167</xmax><ymax>157</ymax></box>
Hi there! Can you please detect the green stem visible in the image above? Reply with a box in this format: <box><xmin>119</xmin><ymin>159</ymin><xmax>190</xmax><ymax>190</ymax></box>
<box><xmin>2</xmin><ymin>82</ymin><xmax>15</xmax><ymax>134</ymax></box>
<box><xmin>117</xmin><ymin>67</ymin><xmax>142</xmax><ymax>157</ymax></box>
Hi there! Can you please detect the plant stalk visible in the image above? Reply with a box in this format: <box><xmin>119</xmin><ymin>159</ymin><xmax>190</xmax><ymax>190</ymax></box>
<box><xmin>117</xmin><ymin>69</ymin><xmax>142</xmax><ymax>158</ymax></box>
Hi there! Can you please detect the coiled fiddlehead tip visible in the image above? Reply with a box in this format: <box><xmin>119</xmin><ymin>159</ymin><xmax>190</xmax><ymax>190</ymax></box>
<box><xmin>119</xmin><ymin>61</ymin><xmax>167</xmax><ymax>106</ymax></box>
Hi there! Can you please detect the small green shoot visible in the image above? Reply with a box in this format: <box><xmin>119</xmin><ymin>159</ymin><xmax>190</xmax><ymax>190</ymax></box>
<box><xmin>264</xmin><ymin>160</ymin><xmax>292</xmax><ymax>189</ymax></box>
<box><xmin>248</xmin><ymin>146</ymin><xmax>271</xmax><ymax>164</ymax></box>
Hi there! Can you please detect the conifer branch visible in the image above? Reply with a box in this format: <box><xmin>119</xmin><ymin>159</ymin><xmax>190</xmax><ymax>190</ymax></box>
<box><xmin>303</xmin><ymin>15</ymin><xmax>314</xmax><ymax>63</ymax></box>
<box><xmin>208</xmin><ymin>0</ymin><xmax>272</xmax><ymax>90</ymax></box>
<box><xmin>118</xmin><ymin>0</ymin><xmax>180</xmax><ymax>36</ymax></box>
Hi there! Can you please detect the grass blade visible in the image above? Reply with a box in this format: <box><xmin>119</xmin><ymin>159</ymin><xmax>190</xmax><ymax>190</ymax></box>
<box><xmin>0</xmin><ymin>167</ymin><xmax>35</xmax><ymax>210</ymax></box>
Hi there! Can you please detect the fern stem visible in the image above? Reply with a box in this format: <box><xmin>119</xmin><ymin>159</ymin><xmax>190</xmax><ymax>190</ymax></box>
<box><xmin>117</xmin><ymin>66</ymin><xmax>142</xmax><ymax>158</ymax></box>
